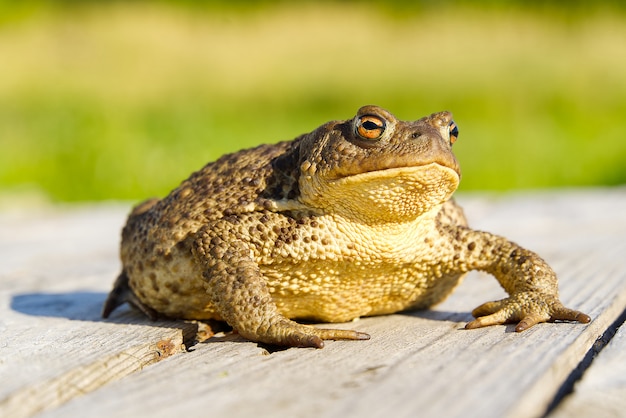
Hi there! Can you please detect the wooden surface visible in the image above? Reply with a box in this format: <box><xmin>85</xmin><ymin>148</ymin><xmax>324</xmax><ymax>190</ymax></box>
<box><xmin>1</xmin><ymin>188</ymin><xmax>625</xmax><ymax>418</ymax></box>
<box><xmin>551</xmin><ymin>319</ymin><xmax>626</xmax><ymax>418</ymax></box>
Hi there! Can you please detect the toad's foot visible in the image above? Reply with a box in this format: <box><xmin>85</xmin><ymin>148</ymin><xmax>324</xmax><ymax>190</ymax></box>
<box><xmin>243</xmin><ymin>318</ymin><xmax>370</xmax><ymax>349</ymax></box>
<box><xmin>465</xmin><ymin>292</ymin><xmax>591</xmax><ymax>332</ymax></box>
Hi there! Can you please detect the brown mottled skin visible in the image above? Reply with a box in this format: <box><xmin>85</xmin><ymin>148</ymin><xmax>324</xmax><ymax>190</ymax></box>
<box><xmin>103</xmin><ymin>105</ymin><xmax>590</xmax><ymax>348</ymax></box>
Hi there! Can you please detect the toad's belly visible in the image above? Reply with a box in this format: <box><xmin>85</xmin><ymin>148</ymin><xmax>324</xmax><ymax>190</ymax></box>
<box><xmin>263</xmin><ymin>261</ymin><xmax>466</xmax><ymax>323</ymax></box>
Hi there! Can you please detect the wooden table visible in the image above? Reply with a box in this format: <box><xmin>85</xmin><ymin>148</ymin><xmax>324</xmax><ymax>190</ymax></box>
<box><xmin>1</xmin><ymin>189</ymin><xmax>625</xmax><ymax>418</ymax></box>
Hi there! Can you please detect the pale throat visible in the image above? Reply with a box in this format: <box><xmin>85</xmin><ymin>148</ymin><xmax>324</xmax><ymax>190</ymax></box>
<box><xmin>301</xmin><ymin>163</ymin><xmax>460</xmax><ymax>225</ymax></box>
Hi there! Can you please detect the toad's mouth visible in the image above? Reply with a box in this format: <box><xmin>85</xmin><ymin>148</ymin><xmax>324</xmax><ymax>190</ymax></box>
<box><xmin>329</xmin><ymin>162</ymin><xmax>459</xmax><ymax>186</ymax></box>
<box><xmin>328</xmin><ymin>156</ymin><xmax>460</xmax><ymax>182</ymax></box>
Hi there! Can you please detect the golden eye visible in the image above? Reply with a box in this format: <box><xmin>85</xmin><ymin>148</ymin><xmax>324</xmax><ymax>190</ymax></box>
<box><xmin>356</xmin><ymin>115</ymin><xmax>386</xmax><ymax>140</ymax></box>
<box><xmin>449</xmin><ymin>121</ymin><xmax>459</xmax><ymax>145</ymax></box>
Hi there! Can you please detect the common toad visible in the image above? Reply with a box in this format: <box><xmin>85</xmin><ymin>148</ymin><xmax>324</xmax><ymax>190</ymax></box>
<box><xmin>103</xmin><ymin>106</ymin><xmax>590</xmax><ymax>348</ymax></box>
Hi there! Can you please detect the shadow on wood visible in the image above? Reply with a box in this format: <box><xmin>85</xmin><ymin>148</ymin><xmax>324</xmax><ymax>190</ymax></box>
<box><xmin>11</xmin><ymin>291</ymin><xmax>108</xmax><ymax>321</ymax></box>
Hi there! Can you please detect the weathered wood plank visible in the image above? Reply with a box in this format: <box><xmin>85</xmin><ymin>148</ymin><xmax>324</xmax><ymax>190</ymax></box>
<box><xmin>35</xmin><ymin>268</ymin><xmax>626</xmax><ymax>418</ymax></box>
<box><xmin>0</xmin><ymin>205</ymin><xmax>199</xmax><ymax>418</ymax></box>
<box><xmin>1</xmin><ymin>189</ymin><xmax>625</xmax><ymax>418</ymax></box>
<box><xmin>549</xmin><ymin>316</ymin><xmax>626</xmax><ymax>418</ymax></box>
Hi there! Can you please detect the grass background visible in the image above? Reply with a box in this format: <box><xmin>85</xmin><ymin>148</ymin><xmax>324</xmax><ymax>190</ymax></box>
<box><xmin>1</xmin><ymin>1</ymin><xmax>625</xmax><ymax>202</ymax></box>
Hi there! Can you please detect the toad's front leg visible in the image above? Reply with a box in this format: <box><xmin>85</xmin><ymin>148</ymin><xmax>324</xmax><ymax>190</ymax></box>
<box><xmin>192</xmin><ymin>222</ymin><xmax>370</xmax><ymax>348</ymax></box>
<box><xmin>440</xmin><ymin>225</ymin><xmax>591</xmax><ymax>332</ymax></box>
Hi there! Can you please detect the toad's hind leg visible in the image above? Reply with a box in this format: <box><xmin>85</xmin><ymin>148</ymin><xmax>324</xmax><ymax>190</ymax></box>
<box><xmin>102</xmin><ymin>270</ymin><xmax>158</xmax><ymax>320</ymax></box>
<box><xmin>194</xmin><ymin>226</ymin><xmax>370</xmax><ymax>348</ymax></box>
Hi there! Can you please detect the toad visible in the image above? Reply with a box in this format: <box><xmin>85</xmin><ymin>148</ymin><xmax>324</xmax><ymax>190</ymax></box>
<box><xmin>103</xmin><ymin>105</ymin><xmax>590</xmax><ymax>348</ymax></box>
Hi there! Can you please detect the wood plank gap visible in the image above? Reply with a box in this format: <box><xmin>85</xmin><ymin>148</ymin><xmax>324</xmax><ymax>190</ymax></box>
<box><xmin>543</xmin><ymin>305</ymin><xmax>626</xmax><ymax>417</ymax></box>
<box><xmin>507</xmin><ymin>271</ymin><xmax>626</xmax><ymax>418</ymax></box>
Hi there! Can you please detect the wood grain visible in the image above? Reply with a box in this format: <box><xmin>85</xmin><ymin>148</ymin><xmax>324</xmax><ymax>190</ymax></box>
<box><xmin>0</xmin><ymin>205</ymin><xmax>200</xmax><ymax>418</ymax></box>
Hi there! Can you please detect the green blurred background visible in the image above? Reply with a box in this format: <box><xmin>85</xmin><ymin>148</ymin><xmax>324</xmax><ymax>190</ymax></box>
<box><xmin>1</xmin><ymin>0</ymin><xmax>625</xmax><ymax>203</ymax></box>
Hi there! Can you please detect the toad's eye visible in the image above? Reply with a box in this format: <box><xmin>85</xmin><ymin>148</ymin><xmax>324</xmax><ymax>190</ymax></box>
<box><xmin>356</xmin><ymin>115</ymin><xmax>386</xmax><ymax>140</ymax></box>
<box><xmin>449</xmin><ymin>121</ymin><xmax>459</xmax><ymax>145</ymax></box>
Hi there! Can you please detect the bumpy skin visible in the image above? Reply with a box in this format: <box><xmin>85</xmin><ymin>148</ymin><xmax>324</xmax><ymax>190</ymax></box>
<box><xmin>103</xmin><ymin>105</ymin><xmax>590</xmax><ymax>348</ymax></box>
